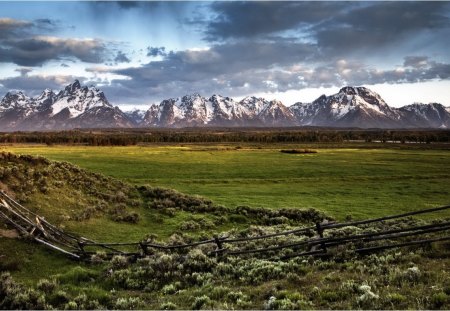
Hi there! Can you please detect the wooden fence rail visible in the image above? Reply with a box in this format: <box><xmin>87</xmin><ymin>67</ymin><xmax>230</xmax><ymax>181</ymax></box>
<box><xmin>0</xmin><ymin>190</ymin><xmax>449</xmax><ymax>261</ymax></box>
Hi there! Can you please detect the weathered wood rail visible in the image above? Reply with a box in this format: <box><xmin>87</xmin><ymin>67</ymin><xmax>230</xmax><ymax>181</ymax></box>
<box><xmin>0</xmin><ymin>190</ymin><xmax>449</xmax><ymax>261</ymax></box>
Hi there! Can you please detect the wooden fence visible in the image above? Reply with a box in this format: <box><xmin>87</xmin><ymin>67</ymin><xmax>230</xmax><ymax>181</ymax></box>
<box><xmin>1</xmin><ymin>190</ymin><xmax>449</xmax><ymax>261</ymax></box>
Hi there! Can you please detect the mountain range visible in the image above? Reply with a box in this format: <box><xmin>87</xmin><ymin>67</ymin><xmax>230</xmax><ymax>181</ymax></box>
<box><xmin>1</xmin><ymin>80</ymin><xmax>449</xmax><ymax>131</ymax></box>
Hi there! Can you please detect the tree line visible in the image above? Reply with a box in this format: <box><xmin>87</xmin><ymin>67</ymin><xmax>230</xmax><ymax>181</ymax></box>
<box><xmin>0</xmin><ymin>128</ymin><xmax>449</xmax><ymax>146</ymax></box>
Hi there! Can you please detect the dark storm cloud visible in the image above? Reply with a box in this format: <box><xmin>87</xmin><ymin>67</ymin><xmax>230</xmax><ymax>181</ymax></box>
<box><xmin>147</xmin><ymin>46</ymin><xmax>167</xmax><ymax>57</ymax></box>
<box><xmin>114</xmin><ymin>41</ymin><xmax>316</xmax><ymax>86</ymax></box>
<box><xmin>204</xmin><ymin>1</ymin><xmax>347</xmax><ymax>41</ymax></box>
<box><xmin>114</xmin><ymin>51</ymin><xmax>131</xmax><ymax>63</ymax></box>
<box><xmin>85</xmin><ymin>1</ymin><xmax>195</xmax><ymax>22</ymax></box>
<box><xmin>0</xmin><ymin>17</ymin><xmax>63</xmax><ymax>39</ymax></box>
<box><xmin>204</xmin><ymin>2</ymin><xmax>450</xmax><ymax>58</ymax></box>
<box><xmin>0</xmin><ymin>18</ymin><xmax>33</xmax><ymax>39</ymax></box>
<box><xmin>0</xmin><ymin>37</ymin><xmax>108</xmax><ymax>66</ymax></box>
<box><xmin>103</xmin><ymin>43</ymin><xmax>450</xmax><ymax>104</ymax></box>
<box><xmin>315</xmin><ymin>2</ymin><xmax>450</xmax><ymax>54</ymax></box>
<box><xmin>0</xmin><ymin>17</ymin><xmax>117</xmax><ymax>66</ymax></box>
<box><xmin>403</xmin><ymin>56</ymin><xmax>429</xmax><ymax>69</ymax></box>
<box><xmin>14</xmin><ymin>68</ymin><xmax>33</xmax><ymax>76</ymax></box>
<box><xmin>116</xmin><ymin>1</ymin><xmax>140</xmax><ymax>9</ymax></box>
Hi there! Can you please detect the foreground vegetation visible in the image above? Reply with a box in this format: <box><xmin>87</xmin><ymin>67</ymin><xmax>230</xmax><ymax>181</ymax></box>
<box><xmin>2</xmin><ymin>237</ymin><xmax>449</xmax><ymax>310</ymax></box>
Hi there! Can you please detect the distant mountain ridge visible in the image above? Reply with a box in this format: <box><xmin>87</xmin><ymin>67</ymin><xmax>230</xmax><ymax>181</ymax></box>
<box><xmin>0</xmin><ymin>80</ymin><xmax>133</xmax><ymax>131</ymax></box>
<box><xmin>0</xmin><ymin>81</ymin><xmax>449</xmax><ymax>130</ymax></box>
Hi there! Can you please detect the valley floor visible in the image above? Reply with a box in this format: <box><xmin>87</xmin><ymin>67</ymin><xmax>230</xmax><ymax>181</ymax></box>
<box><xmin>2</xmin><ymin>142</ymin><xmax>449</xmax><ymax>220</ymax></box>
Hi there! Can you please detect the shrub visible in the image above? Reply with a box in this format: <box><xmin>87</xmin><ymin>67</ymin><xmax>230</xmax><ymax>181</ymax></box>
<box><xmin>64</xmin><ymin>301</ymin><xmax>78</xmax><ymax>310</ymax></box>
<box><xmin>111</xmin><ymin>255</ymin><xmax>129</xmax><ymax>269</ymax></box>
<box><xmin>387</xmin><ymin>293</ymin><xmax>407</xmax><ymax>306</ymax></box>
<box><xmin>160</xmin><ymin>301</ymin><xmax>177</xmax><ymax>310</ymax></box>
<box><xmin>226</xmin><ymin>291</ymin><xmax>248</xmax><ymax>303</ymax></box>
<box><xmin>49</xmin><ymin>290</ymin><xmax>70</xmax><ymax>306</ymax></box>
<box><xmin>183</xmin><ymin>249</ymin><xmax>214</xmax><ymax>274</ymax></box>
<box><xmin>162</xmin><ymin>284</ymin><xmax>177</xmax><ymax>295</ymax></box>
<box><xmin>264</xmin><ymin>296</ymin><xmax>277</xmax><ymax>310</ymax></box>
<box><xmin>191</xmin><ymin>295</ymin><xmax>211</xmax><ymax>310</ymax></box>
<box><xmin>57</xmin><ymin>266</ymin><xmax>96</xmax><ymax>285</ymax></box>
<box><xmin>114</xmin><ymin>297</ymin><xmax>142</xmax><ymax>310</ymax></box>
<box><xmin>430</xmin><ymin>292</ymin><xmax>448</xmax><ymax>309</ymax></box>
<box><xmin>357</xmin><ymin>285</ymin><xmax>379</xmax><ymax>307</ymax></box>
<box><xmin>36</xmin><ymin>278</ymin><xmax>57</xmax><ymax>294</ymax></box>
<box><xmin>404</xmin><ymin>266</ymin><xmax>421</xmax><ymax>283</ymax></box>
<box><xmin>179</xmin><ymin>220</ymin><xmax>201</xmax><ymax>231</ymax></box>
<box><xmin>108</xmin><ymin>204</ymin><xmax>140</xmax><ymax>223</ymax></box>
<box><xmin>91</xmin><ymin>251</ymin><xmax>108</xmax><ymax>264</ymax></box>
<box><xmin>280</xmin><ymin>149</ymin><xmax>317</xmax><ymax>154</ymax></box>
<box><xmin>210</xmin><ymin>285</ymin><xmax>230</xmax><ymax>300</ymax></box>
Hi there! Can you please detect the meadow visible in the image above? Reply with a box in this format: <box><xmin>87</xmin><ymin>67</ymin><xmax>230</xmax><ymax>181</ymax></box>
<box><xmin>2</xmin><ymin>143</ymin><xmax>449</xmax><ymax>220</ymax></box>
<box><xmin>0</xmin><ymin>143</ymin><xmax>449</xmax><ymax>310</ymax></box>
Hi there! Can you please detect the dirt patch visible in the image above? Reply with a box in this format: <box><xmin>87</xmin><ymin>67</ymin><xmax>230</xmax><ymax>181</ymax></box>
<box><xmin>0</xmin><ymin>229</ymin><xmax>19</xmax><ymax>238</ymax></box>
<box><xmin>0</xmin><ymin>181</ymin><xmax>15</xmax><ymax>198</ymax></box>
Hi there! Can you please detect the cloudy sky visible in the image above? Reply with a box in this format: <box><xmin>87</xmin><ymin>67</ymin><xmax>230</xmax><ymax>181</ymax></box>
<box><xmin>0</xmin><ymin>1</ymin><xmax>449</xmax><ymax>110</ymax></box>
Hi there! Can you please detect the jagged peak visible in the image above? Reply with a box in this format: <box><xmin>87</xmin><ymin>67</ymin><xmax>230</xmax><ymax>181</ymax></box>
<box><xmin>241</xmin><ymin>95</ymin><xmax>265</xmax><ymax>102</ymax></box>
<box><xmin>182</xmin><ymin>93</ymin><xmax>203</xmax><ymax>100</ymax></box>
<box><xmin>269</xmin><ymin>99</ymin><xmax>283</xmax><ymax>105</ymax></box>
<box><xmin>1</xmin><ymin>91</ymin><xmax>31</xmax><ymax>107</ymax></box>
<box><xmin>64</xmin><ymin>80</ymin><xmax>81</xmax><ymax>93</ymax></box>
<box><xmin>37</xmin><ymin>88</ymin><xmax>54</xmax><ymax>98</ymax></box>
<box><xmin>339</xmin><ymin>86</ymin><xmax>375</xmax><ymax>95</ymax></box>
<box><xmin>3</xmin><ymin>90</ymin><xmax>27</xmax><ymax>98</ymax></box>
<box><xmin>339</xmin><ymin>86</ymin><xmax>360</xmax><ymax>95</ymax></box>
<box><xmin>209</xmin><ymin>94</ymin><xmax>233</xmax><ymax>102</ymax></box>
<box><xmin>401</xmin><ymin>102</ymin><xmax>446</xmax><ymax>111</ymax></box>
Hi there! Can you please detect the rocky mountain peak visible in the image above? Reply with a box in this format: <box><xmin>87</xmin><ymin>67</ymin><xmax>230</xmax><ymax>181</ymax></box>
<box><xmin>339</xmin><ymin>86</ymin><xmax>360</xmax><ymax>95</ymax></box>
<box><xmin>36</xmin><ymin>88</ymin><xmax>54</xmax><ymax>100</ymax></box>
<box><xmin>64</xmin><ymin>80</ymin><xmax>81</xmax><ymax>93</ymax></box>
<box><xmin>1</xmin><ymin>91</ymin><xmax>31</xmax><ymax>108</ymax></box>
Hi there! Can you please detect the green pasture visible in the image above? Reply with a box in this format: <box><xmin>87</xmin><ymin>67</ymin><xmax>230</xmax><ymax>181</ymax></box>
<box><xmin>2</xmin><ymin>144</ymin><xmax>449</xmax><ymax>220</ymax></box>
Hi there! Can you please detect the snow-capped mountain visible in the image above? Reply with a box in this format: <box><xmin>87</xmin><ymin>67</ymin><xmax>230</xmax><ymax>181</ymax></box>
<box><xmin>0</xmin><ymin>91</ymin><xmax>37</xmax><ymax>129</ymax></box>
<box><xmin>1</xmin><ymin>82</ymin><xmax>449</xmax><ymax>130</ymax></box>
<box><xmin>124</xmin><ymin>109</ymin><xmax>146</xmax><ymax>124</ymax></box>
<box><xmin>0</xmin><ymin>80</ymin><xmax>134</xmax><ymax>131</ymax></box>
<box><xmin>51</xmin><ymin>80</ymin><xmax>110</xmax><ymax>118</ymax></box>
<box><xmin>399</xmin><ymin>103</ymin><xmax>450</xmax><ymax>128</ymax></box>
<box><xmin>290</xmin><ymin>87</ymin><xmax>403</xmax><ymax>128</ymax></box>
<box><xmin>141</xmin><ymin>94</ymin><xmax>296</xmax><ymax>127</ymax></box>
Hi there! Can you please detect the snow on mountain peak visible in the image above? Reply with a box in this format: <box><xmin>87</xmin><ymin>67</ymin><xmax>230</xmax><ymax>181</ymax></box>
<box><xmin>64</xmin><ymin>80</ymin><xmax>81</xmax><ymax>93</ymax></box>
<box><xmin>1</xmin><ymin>83</ymin><xmax>449</xmax><ymax>130</ymax></box>
<box><xmin>339</xmin><ymin>86</ymin><xmax>360</xmax><ymax>95</ymax></box>
<box><xmin>1</xmin><ymin>91</ymin><xmax>32</xmax><ymax>109</ymax></box>
<box><xmin>52</xmin><ymin>80</ymin><xmax>111</xmax><ymax>117</ymax></box>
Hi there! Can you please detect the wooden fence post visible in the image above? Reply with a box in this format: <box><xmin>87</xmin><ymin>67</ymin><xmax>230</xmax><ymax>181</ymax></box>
<box><xmin>316</xmin><ymin>222</ymin><xmax>327</xmax><ymax>252</ymax></box>
<box><xmin>139</xmin><ymin>242</ymin><xmax>149</xmax><ymax>256</ymax></box>
<box><xmin>214</xmin><ymin>235</ymin><xmax>224</xmax><ymax>257</ymax></box>
<box><xmin>77</xmin><ymin>240</ymin><xmax>85</xmax><ymax>253</ymax></box>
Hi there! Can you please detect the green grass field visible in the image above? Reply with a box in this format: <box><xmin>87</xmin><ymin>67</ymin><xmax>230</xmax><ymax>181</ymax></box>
<box><xmin>1</xmin><ymin>143</ymin><xmax>449</xmax><ymax>310</ymax></box>
<box><xmin>2</xmin><ymin>143</ymin><xmax>449</xmax><ymax>220</ymax></box>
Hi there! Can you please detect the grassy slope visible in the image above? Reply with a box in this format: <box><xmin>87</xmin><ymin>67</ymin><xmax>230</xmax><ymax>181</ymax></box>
<box><xmin>2</xmin><ymin>144</ymin><xmax>449</xmax><ymax>220</ymax></box>
<box><xmin>0</xmin><ymin>151</ymin><xmax>322</xmax><ymax>282</ymax></box>
<box><xmin>0</xmin><ymin>146</ymin><xmax>449</xmax><ymax>310</ymax></box>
